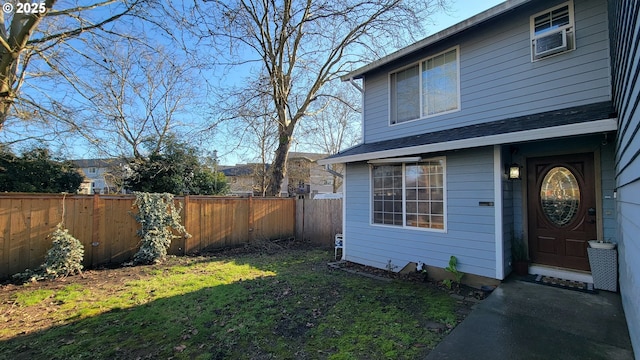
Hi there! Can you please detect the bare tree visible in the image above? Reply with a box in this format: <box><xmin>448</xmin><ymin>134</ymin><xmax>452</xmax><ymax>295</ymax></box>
<box><xmin>76</xmin><ymin>39</ymin><xmax>201</xmax><ymax>158</ymax></box>
<box><xmin>171</xmin><ymin>0</ymin><xmax>447</xmax><ymax>196</ymax></box>
<box><xmin>221</xmin><ymin>73</ymin><xmax>279</xmax><ymax>196</ymax></box>
<box><xmin>297</xmin><ymin>83</ymin><xmax>362</xmax><ymax>192</ymax></box>
<box><xmin>0</xmin><ymin>0</ymin><xmax>149</xmax><ymax>132</ymax></box>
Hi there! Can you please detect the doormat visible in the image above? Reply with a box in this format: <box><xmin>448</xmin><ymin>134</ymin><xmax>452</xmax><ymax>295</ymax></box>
<box><xmin>522</xmin><ymin>274</ymin><xmax>597</xmax><ymax>294</ymax></box>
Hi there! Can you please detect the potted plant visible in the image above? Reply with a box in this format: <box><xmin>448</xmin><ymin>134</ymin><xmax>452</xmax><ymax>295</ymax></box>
<box><xmin>511</xmin><ymin>235</ymin><xmax>529</xmax><ymax>276</ymax></box>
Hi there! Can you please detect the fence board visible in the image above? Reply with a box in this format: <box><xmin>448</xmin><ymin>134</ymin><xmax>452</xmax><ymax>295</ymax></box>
<box><xmin>0</xmin><ymin>194</ymin><xmax>299</xmax><ymax>279</ymax></box>
<box><xmin>0</xmin><ymin>197</ymin><xmax>11</xmax><ymax>277</ymax></box>
<box><xmin>296</xmin><ymin>198</ymin><xmax>342</xmax><ymax>247</ymax></box>
<box><xmin>11</xmin><ymin>198</ymin><xmax>28</xmax><ymax>275</ymax></box>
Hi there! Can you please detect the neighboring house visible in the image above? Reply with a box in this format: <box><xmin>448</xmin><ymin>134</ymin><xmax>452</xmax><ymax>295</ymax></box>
<box><xmin>220</xmin><ymin>163</ymin><xmax>270</xmax><ymax>196</ymax></box>
<box><xmin>72</xmin><ymin>159</ymin><xmax>125</xmax><ymax>194</ymax></box>
<box><xmin>222</xmin><ymin>152</ymin><xmax>339</xmax><ymax>197</ymax></box>
<box><xmin>319</xmin><ymin>0</ymin><xmax>639</xmax><ymax>351</ymax></box>
<box><xmin>282</xmin><ymin>152</ymin><xmax>337</xmax><ymax>196</ymax></box>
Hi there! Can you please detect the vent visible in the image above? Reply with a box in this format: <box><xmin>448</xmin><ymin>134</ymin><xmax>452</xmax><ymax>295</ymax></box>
<box><xmin>533</xmin><ymin>29</ymin><xmax>569</xmax><ymax>60</ymax></box>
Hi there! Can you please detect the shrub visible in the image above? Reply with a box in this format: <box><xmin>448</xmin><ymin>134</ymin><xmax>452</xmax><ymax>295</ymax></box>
<box><xmin>14</xmin><ymin>223</ymin><xmax>84</xmax><ymax>282</ymax></box>
<box><xmin>132</xmin><ymin>192</ymin><xmax>191</xmax><ymax>264</ymax></box>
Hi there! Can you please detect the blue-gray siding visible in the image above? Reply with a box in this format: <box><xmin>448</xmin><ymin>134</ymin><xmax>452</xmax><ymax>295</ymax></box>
<box><xmin>344</xmin><ymin>147</ymin><xmax>497</xmax><ymax>278</ymax></box>
<box><xmin>609</xmin><ymin>0</ymin><xmax>640</xmax><ymax>354</ymax></box>
<box><xmin>362</xmin><ymin>0</ymin><xmax>611</xmax><ymax>143</ymax></box>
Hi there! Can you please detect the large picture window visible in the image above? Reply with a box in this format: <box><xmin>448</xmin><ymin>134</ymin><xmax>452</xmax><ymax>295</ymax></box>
<box><xmin>372</xmin><ymin>159</ymin><xmax>446</xmax><ymax>230</ymax></box>
<box><xmin>390</xmin><ymin>47</ymin><xmax>459</xmax><ymax>124</ymax></box>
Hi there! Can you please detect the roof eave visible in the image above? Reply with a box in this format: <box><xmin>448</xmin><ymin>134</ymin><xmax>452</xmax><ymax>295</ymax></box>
<box><xmin>317</xmin><ymin>118</ymin><xmax>618</xmax><ymax>165</ymax></box>
<box><xmin>340</xmin><ymin>0</ymin><xmax>532</xmax><ymax>81</ymax></box>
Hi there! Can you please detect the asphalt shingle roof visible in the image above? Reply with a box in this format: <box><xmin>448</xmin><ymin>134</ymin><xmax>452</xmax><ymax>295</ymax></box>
<box><xmin>323</xmin><ymin>101</ymin><xmax>616</xmax><ymax>162</ymax></box>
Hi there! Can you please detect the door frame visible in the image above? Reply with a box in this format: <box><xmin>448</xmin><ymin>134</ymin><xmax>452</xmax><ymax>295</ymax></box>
<box><xmin>520</xmin><ymin>149</ymin><xmax>603</xmax><ymax>270</ymax></box>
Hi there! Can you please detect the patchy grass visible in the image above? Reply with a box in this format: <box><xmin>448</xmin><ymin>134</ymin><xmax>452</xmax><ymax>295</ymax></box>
<box><xmin>0</xmin><ymin>247</ymin><xmax>471</xmax><ymax>359</ymax></box>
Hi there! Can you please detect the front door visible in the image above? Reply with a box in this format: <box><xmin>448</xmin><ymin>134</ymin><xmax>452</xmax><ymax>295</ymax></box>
<box><xmin>527</xmin><ymin>153</ymin><xmax>597</xmax><ymax>271</ymax></box>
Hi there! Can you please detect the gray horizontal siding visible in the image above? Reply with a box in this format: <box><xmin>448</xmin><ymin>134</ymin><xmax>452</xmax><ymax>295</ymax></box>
<box><xmin>610</xmin><ymin>0</ymin><xmax>640</xmax><ymax>353</ymax></box>
<box><xmin>600</xmin><ymin>144</ymin><xmax>617</xmax><ymax>241</ymax></box>
<box><xmin>363</xmin><ymin>0</ymin><xmax>611</xmax><ymax>143</ymax></box>
<box><xmin>343</xmin><ymin>147</ymin><xmax>497</xmax><ymax>278</ymax></box>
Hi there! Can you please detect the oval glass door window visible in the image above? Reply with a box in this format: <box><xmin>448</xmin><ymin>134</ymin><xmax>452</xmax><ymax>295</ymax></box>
<box><xmin>540</xmin><ymin>166</ymin><xmax>580</xmax><ymax>226</ymax></box>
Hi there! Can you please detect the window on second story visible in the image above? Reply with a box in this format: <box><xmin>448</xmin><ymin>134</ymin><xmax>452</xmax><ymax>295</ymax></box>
<box><xmin>390</xmin><ymin>47</ymin><xmax>459</xmax><ymax>125</ymax></box>
<box><xmin>530</xmin><ymin>1</ymin><xmax>575</xmax><ymax>61</ymax></box>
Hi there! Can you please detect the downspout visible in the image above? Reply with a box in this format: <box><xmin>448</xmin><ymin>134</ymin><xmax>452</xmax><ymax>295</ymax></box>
<box><xmin>324</xmin><ymin>77</ymin><xmax>363</xmax><ymax>186</ymax></box>
<box><xmin>339</xmin><ymin>77</ymin><xmax>364</xmax><ymax>262</ymax></box>
<box><xmin>348</xmin><ymin>77</ymin><xmax>364</xmax><ymax>144</ymax></box>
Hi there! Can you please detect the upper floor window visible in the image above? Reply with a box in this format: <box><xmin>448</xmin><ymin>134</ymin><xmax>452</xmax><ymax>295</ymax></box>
<box><xmin>390</xmin><ymin>47</ymin><xmax>459</xmax><ymax>124</ymax></box>
<box><xmin>530</xmin><ymin>1</ymin><xmax>575</xmax><ymax>61</ymax></box>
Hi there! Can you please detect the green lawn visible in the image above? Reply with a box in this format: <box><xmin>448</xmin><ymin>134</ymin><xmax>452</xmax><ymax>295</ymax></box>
<box><xmin>0</xmin><ymin>248</ymin><xmax>462</xmax><ymax>359</ymax></box>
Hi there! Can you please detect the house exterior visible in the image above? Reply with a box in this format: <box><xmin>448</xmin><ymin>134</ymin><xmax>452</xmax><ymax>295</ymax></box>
<box><xmin>222</xmin><ymin>152</ymin><xmax>339</xmax><ymax>197</ymax></box>
<box><xmin>318</xmin><ymin>0</ymin><xmax>638</xmax><ymax>351</ymax></box>
<box><xmin>282</xmin><ymin>152</ymin><xmax>338</xmax><ymax>196</ymax></box>
<box><xmin>72</xmin><ymin>159</ymin><xmax>126</xmax><ymax>194</ymax></box>
<box><xmin>608</xmin><ymin>0</ymin><xmax>640</xmax><ymax>352</ymax></box>
<box><xmin>220</xmin><ymin>163</ymin><xmax>275</xmax><ymax>196</ymax></box>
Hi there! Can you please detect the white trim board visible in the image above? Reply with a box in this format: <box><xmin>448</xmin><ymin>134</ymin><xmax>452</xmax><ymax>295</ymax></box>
<box><xmin>318</xmin><ymin>118</ymin><xmax>617</xmax><ymax>165</ymax></box>
<box><xmin>529</xmin><ymin>265</ymin><xmax>594</xmax><ymax>283</ymax></box>
<box><xmin>494</xmin><ymin>145</ymin><xmax>505</xmax><ymax>280</ymax></box>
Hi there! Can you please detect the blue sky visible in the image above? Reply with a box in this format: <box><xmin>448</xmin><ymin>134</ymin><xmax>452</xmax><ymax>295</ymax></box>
<box><xmin>430</xmin><ymin>0</ymin><xmax>505</xmax><ymax>32</ymax></box>
<box><xmin>238</xmin><ymin>0</ymin><xmax>507</xmax><ymax>165</ymax></box>
<box><xmin>2</xmin><ymin>0</ymin><xmax>507</xmax><ymax>163</ymax></box>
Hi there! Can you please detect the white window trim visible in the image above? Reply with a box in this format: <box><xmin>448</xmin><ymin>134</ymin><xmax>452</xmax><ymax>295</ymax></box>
<box><xmin>369</xmin><ymin>157</ymin><xmax>447</xmax><ymax>233</ymax></box>
<box><xmin>388</xmin><ymin>46</ymin><xmax>461</xmax><ymax>126</ymax></box>
<box><xmin>529</xmin><ymin>1</ymin><xmax>575</xmax><ymax>62</ymax></box>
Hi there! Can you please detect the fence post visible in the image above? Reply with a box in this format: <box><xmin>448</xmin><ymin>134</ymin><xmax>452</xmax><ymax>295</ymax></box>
<box><xmin>248</xmin><ymin>195</ymin><xmax>254</xmax><ymax>242</ymax></box>
<box><xmin>182</xmin><ymin>195</ymin><xmax>189</xmax><ymax>255</ymax></box>
<box><xmin>299</xmin><ymin>197</ymin><xmax>305</xmax><ymax>242</ymax></box>
<box><xmin>91</xmin><ymin>193</ymin><xmax>101</xmax><ymax>267</ymax></box>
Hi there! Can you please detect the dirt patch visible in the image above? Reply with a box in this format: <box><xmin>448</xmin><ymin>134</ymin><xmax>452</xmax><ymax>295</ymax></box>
<box><xmin>334</xmin><ymin>260</ymin><xmax>491</xmax><ymax>301</ymax></box>
<box><xmin>0</xmin><ymin>241</ymin><xmax>486</xmax><ymax>356</ymax></box>
<box><xmin>326</xmin><ymin>260</ymin><xmax>489</xmax><ymax>337</ymax></box>
<box><xmin>0</xmin><ymin>240</ymin><xmax>319</xmax><ymax>339</ymax></box>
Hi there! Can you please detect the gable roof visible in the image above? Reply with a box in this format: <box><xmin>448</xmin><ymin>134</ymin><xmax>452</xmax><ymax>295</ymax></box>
<box><xmin>289</xmin><ymin>152</ymin><xmax>328</xmax><ymax>161</ymax></box>
<box><xmin>72</xmin><ymin>158</ymin><xmax>125</xmax><ymax>168</ymax></box>
<box><xmin>222</xmin><ymin>152</ymin><xmax>329</xmax><ymax>176</ymax></box>
<box><xmin>341</xmin><ymin>0</ymin><xmax>532</xmax><ymax>80</ymax></box>
<box><xmin>318</xmin><ymin>102</ymin><xmax>617</xmax><ymax>165</ymax></box>
<box><xmin>220</xmin><ymin>164</ymin><xmax>269</xmax><ymax>177</ymax></box>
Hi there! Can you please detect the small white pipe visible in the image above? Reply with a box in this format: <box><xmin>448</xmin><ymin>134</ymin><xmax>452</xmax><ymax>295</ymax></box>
<box><xmin>348</xmin><ymin>77</ymin><xmax>363</xmax><ymax>93</ymax></box>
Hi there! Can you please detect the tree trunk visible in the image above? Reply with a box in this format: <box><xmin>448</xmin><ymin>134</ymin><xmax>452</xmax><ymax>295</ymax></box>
<box><xmin>268</xmin><ymin>128</ymin><xmax>294</xmax><ymax>196</ymax></box>
<box><xmin>0</xmin><ymin>97</ymin><xmax>11</xmax><ymax>130</ymax></box>
<box><xmin>0</xmin><ymin>54</ymin><xmax>17</xmax><ymax>129</ymax></box>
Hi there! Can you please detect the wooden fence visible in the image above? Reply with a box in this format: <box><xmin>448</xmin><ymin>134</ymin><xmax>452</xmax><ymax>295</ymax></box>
<box><xmin>0</xmin><ymin>194</ymin><xmax>295</xmax><ymax>280</ymax></box>
<box><xmin>295</xmin><ymin>198</ymin><xmax>342</xmax><ymax>247</ymax></box>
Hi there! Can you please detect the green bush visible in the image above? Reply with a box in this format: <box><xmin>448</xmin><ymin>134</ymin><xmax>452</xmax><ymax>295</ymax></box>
<box><xmin>132</xmin><ymin>192</ymin><xmax>191</xmax><ymax>264</ymax></box>
<box><xmin>14</xmin><ymin>224</ymin><xmax>84</xmax><ymax>282</ymax></box>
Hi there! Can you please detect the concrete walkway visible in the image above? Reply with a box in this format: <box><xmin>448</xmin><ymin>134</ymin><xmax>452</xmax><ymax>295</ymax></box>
<box><xmin>426</xmin><ymin>278</ymin><xmax>635</xmax><ymax>360</ymax></box>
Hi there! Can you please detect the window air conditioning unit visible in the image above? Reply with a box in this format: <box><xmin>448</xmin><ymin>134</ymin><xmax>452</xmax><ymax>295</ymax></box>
<box><xmin>533</xmin><ymin>29</ymin><xmax>568</xmax><ymax>60</ymax></box>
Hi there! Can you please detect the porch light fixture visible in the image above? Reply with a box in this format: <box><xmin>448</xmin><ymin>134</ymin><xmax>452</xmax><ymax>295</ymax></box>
<box><xmin>507</xmin><ymin>163</ymin><xmax>522</xmax><ymax>180</ymax></box>
<box><xmin>368</xmin><ymin>157</ymin><xmax>422</xmax><ymax>164</ymax></box>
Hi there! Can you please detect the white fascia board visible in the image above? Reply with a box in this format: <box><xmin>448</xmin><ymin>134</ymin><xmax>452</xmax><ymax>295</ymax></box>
<box><xmin>317</xmin><ymin>118</ymin><xmax>618</xmax><ymax>165</ymax></box>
